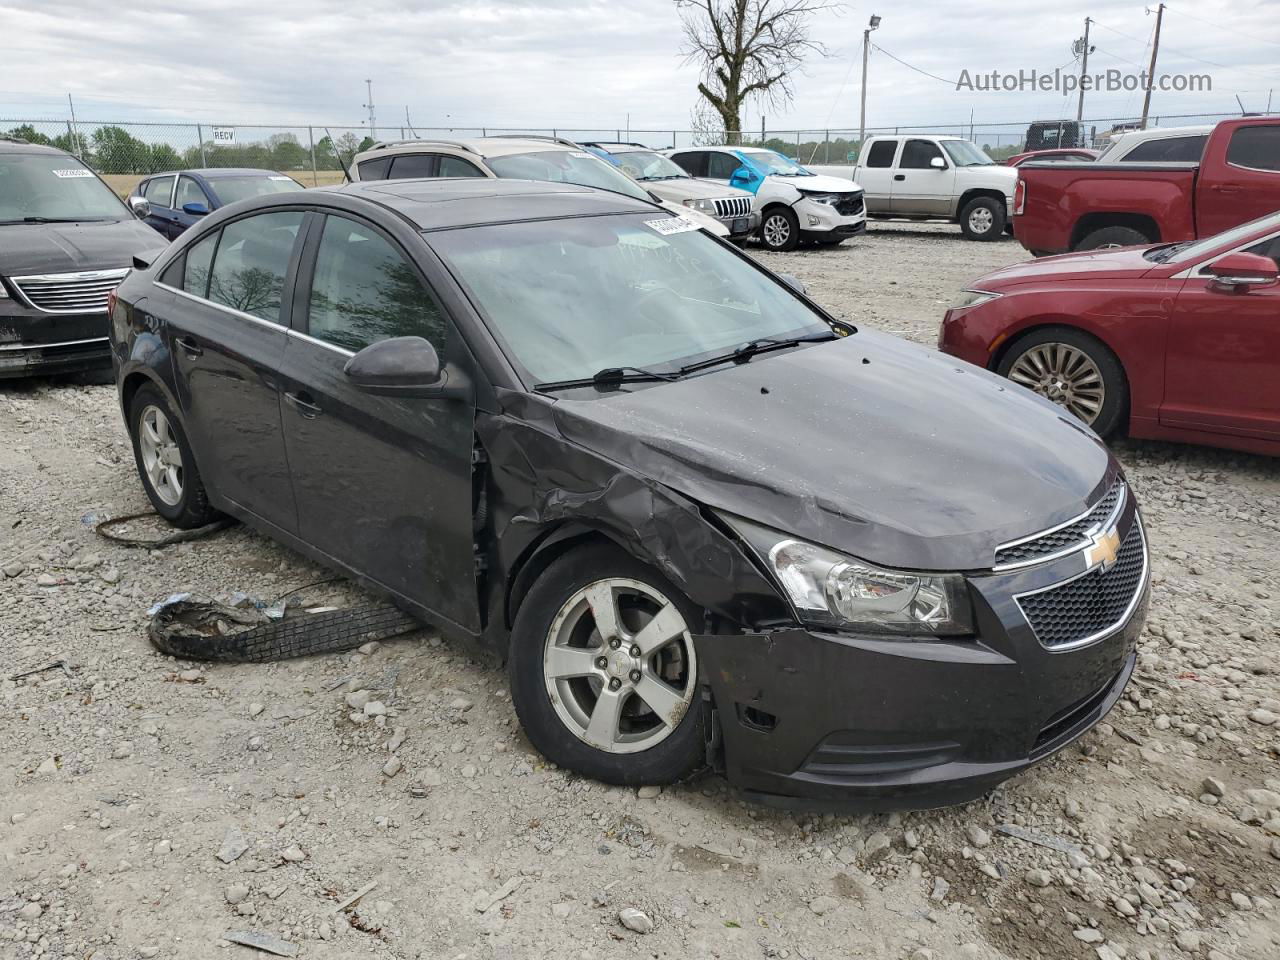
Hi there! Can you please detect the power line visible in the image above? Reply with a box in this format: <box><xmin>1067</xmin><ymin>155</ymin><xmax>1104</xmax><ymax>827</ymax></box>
<box><xmin>869</xmin><ymin>43</ymin><xmax>955</xmax><ymax>86</ymax></box>
<box><xmin>1164</xmin><ymin>4</ymin><xmax>1280</xmax><ymax>49</ymax></box>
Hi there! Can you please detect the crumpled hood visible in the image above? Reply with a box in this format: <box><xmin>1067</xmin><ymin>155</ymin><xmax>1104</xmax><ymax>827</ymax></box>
<box><xmin>0</xmin><ymin>219</ymin><xmax>160</xmax><ymax>276</ymax></box>
<box><xmin>550</xmin><ymin>331</ymin><xmax>1115</xmax><ymax>571</ymax></box>
<box><xmin>789</xmin><ymin>173</ymin><xmax>863</xmax><ymax>195</ymax></box>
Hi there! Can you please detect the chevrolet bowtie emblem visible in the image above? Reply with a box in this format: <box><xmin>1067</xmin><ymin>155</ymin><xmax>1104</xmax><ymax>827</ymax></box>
<box><xmin>1085</xmin><ymin>527</ymin><xmax>1121</xmax><ymax>572</ymax></box>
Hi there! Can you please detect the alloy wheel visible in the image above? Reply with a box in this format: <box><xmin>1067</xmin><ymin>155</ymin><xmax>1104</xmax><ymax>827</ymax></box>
<box><xmin>138</xmin><ymin>405</ymin><xmax>184</xmax><ymax>506</ymax></box>
<box><xmin>542</xmin><ymin>577</ymin><xmax>697</xmax><ymax>754</ymax></box>
<box><xmin>1007</xmin><ymin>342</ymin><xmax>1106</xmax><ymax>425</ymax></box>
<box><xmin>968</xmin><ymin>207</ymin><xmax>994</xmax><ymax>235</ymax></box>
<box><xmin>763</xmin><ymin>214</ymin><xmax>791</xmax><ymax>249</ymax></box>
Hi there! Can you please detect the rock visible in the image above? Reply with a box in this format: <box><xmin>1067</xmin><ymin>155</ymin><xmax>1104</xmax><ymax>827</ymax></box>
<box><xmin>177</xmin><ymin>668</ymin><xmax>202</xmax><ymax>682</ymax></box>
<box><xmin>248</xmin><ymin>702</ymin><xmax>265</xmax><ymax>718</ymax></box>
<box><xmin>910</xmin><ymin>950</ymin><xmax>933</xmax><ymax>960</ymax></box>
<box><xmin>345</xmin><ymin>690</ymin><xmax>372</xmax><ymax>710</ymax></box>
<box><xmin>387</xmin><ymin>726</ymin><xmax>407</xmax><ymax>752</ymax></box>
<box><xmin>1074</xmin><ymin>927</ymin><xmax>1104</xmax><ymax>943</ymax></box>
<box><xmin>460</xmin><ymin>764</ymin><xmax>477</xmax><ymax>778</ymax></box>
<box><xmin>1096</xmin><ymin>947</ymin><xmax>1123</xmax><ymax>960</ymax></box>
<box><xmin>808</xmin><ymin>895</ymin><xmax>839</xmax><ymax>916</ymax></box>
<box><xmin>1244</xmin><ymin>788</ymin><xmax>1280</xmax><ymax>808</ymax></box>
<box><xmin>966</xmin><ymin>825</ymin><xmax>992</xmax><ymax>848</ymax></box>
<box><xmin>1230</xmin><ymin>892</ymin><xmax>1252</xmax><ymax>910</ymax></box>
<box><xmin>152</xmin><ymin>839</ymin><xmax>171</xmax><ymax>855</ymax></box>
<box><xmin>1248</xmin><ymin>709</ymin><xmax>1278</xmax><ymax>726</ymax></box>
<box><xmin>619</xmin><ymin>906</ymin><xmax>654</xmax><ymax>933</ymax></box>
<box><xmin>18</xmin><ymin>902</ymin><xmax>42</xmax><ymax>920</ymax></box>
<box><xmin>36</xmin><ymin>756</ymin><xmax>58</xmax><ymax>775</ymax></box>
<box><xmin>216</xmin><ymin>827</ymin><xmax>249</xmax><ymax>864</ymax></box>
<box><xmin>958</xmin><ymin>947</ymin><xmax>981</xmax><ymax>960</ymax></box>
<box><xmin>1174</xmin><ymin>931</ymin><xmax>1202</xmax><ymax>952</ymax></box>
<box><xmin>138</xmin><ymin>947</ymin><xmax>159</xmax><ymax>958</ymax></box>
<box><xmin>382</xmin><ymin>756</ymin><xmax>403</xmax><ymax>778</ymax></box>
<box><xmin>1064</xmin><ymin>798</ymin><xmax>1084</xmax><ymax>820</ymax></box>
<box><xmin>1025</xmin><ymin>869</ymin><xmax>1053</xmax><ymax>888</ymax></box>
<box><xmin>2</xmin><ymin>560</ymin><xmax>26</xmax><ymax>577</ymax></box>
<box><xmin>111</xmin><ymin>741</ymin><xmax>133</xmax><ymax>759</ymax></box>
<box><xmin>357</xmin><ymin>641</ymin><xmax>380</xmax><ymax>655</ymax></box>
<box><xmin>247</xmin><ymin>736</ymin><xmax>264</xmax><ymax>752</ymax></box>
<box><xmin>100</xmin><ymin>567</ymin><xmax>120</xmax><ymax>584</ymax></box>
<box><xmin>637</xmin><ymin>785</ymin><xmax>662</xmax><ymax>799</ymax></box>
<box><xmin>1114</xmin><ymin>896</ymin><xmax>1137</xmax><ymax>917</ymax></box>
<box><xmin>864</xmin><ymin>832</ymin><xmax>891</xmax><ymax>860</ymax></box>
<box><xmin>929</xmin><ymin>876</ymin><xmax>950</xmax><ymax>901</ymax></box>
<box><xmin>280</xmin><ymin>845</ymin><xmax>306</xmax><ymax>863</ymax></box>
<box><xmin>225</xmin><ymin>884</ymin><xmax>250</xmax><ymax>905</ymax></box>
<box><xmin>551</xmin><ymin>901</ymin><xmax>573</xmax><ymax>919</ymax></box>
<box><xmin>363</xmin><ymin>700</ymin><xmax>387</xmax><ymax>717</ymax></box>
<box><xmin>1271</xmin><ymin>838</ymin><xmax>1280</xmax><ymax>861</ymax></box>
<box><xmin>450</xmin><ymin>696</ymin><xmax>475</xmax><ymax>712</ymax></box>
<box><xmin>36</xmin><ymin>572</ymin><xmax>58</xmax><ymax>587</ymax></box>
<box><xmin>1201</xmin><ymin>777</ymin><xmax>1226</xmax><ymax>797</ymax></box>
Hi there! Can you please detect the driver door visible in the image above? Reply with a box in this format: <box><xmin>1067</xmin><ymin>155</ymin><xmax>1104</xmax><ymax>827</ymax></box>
<box><xmin>1161</xmin><ymin>234</ymin><xmax>1280</xmax><ymax>441</ymax></box>
<box><xmin>891</xmin><ymin>139</ymin><xmax>955</xmax><ymax>216</ymax></box>
<box><xmin>277</xmin><ymin>212</ymin><xmax>481</xmax><ymax>631</ymax></box>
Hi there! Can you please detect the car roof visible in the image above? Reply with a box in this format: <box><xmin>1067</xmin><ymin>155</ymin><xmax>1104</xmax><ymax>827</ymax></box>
<box><xmin>145</xmin><ymin>168</ymin><xmax>294</xmax><ymax>179</ymax></box>
<box><xmin>335</xmin><ymin>177</ymin><xmax>659</xmax><ymax>231</ymax></box>
<box><xmin>1112</xmin><ymin>124</ymin><xmax>1213</xmax><ymax>145</ymax></box>
<box><xmin>583</xmin><ymin>142</ymin><xmax>652</xmax><ymax>152</ymax></box>
<box><xmin>355</xmin><ymin>136</ymin><xmax>582</xmax><ymax>162</ymax></box>
<box><xmin>0</xmin><ymin>139</ymin><xmax>77</xmax><ymax>157</ymax></box>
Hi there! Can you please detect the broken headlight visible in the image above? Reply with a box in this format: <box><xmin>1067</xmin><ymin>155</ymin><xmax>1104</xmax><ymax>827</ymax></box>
<box><xmin>727</xmin><ymin>517</ymin><xmax>973</xmax><ymax>635</ymax></box>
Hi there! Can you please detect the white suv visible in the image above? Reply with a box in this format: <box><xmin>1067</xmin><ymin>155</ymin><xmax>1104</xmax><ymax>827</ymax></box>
<box><xmin>350</xmin><ymin>136</ymin><xmax>730</xmax><ymax>236</ymax></box>
<box><xmin>664</xmin><ymin>146</ymin><xmax>866</xmax><ymax>251</ymax></box>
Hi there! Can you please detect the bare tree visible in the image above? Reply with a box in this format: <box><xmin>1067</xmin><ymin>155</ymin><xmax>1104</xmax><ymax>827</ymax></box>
<box><xmin>676</xmin><ymin>0</ymin><xmax>831</xmax><ymax>141</ymax></box>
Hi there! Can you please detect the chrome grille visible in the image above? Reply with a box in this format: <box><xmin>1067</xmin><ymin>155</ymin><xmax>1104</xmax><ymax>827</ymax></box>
<box><xmin>713</xmin><ymin>196</ymin><xmax>752</xmax><ymax>219</ymax></box>
<box><xmin>995</xmin><ymin>480</ymin><xmax>1125</xmax><ymax>569</ymax></box>
<box><xmin>12</xmin><ymin>268</ymin><xmax>130</xmax><ymax>314</ymax></box>
<box><xmin>1016</xmin><ymin>520</ymin><xmax>1148</xmax><ymax>651</ymax></box>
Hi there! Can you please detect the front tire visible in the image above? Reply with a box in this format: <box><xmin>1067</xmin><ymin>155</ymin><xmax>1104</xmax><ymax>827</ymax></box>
<box><xmin>959</xmin><ymin>197</ymin><xmax>1006</xmax><ymax>241</ymax></box>
<box><xmin>997</xmin><ymin>327</ymin><xmax>1128</xmax><ymax>438</ymax></box>
<box><xmin>128</xmin><ymin>383</ymin><xmax>219</xmax><ymax>528</ymax></box>
<box><xmin>509</xmin><ymin>544</ymin><xmax>706</xmax><ymax>786</ymax></box>
<box><xmin>759</xmin><ymin>206</ymin><xmax>800</xmax><ymax>251</ymax></box>
<box><xmin>1075</xmin><ymin>225</ymin><xmax>1151</xmax><ymax>252</ymax></box>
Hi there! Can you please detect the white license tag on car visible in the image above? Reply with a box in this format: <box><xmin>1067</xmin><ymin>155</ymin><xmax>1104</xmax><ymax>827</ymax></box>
<box><xmin>52</xmin><ymin>168</ymin><xmax>95</xmax><ymax>178</ymax></box>
<box><xmin>269</xmin><ymin>175</ymin><xmax>293</xmax><ymax>181</ymax></box>
<box><xmin>644</xmin><ymin>216</ymin><xmax>700</xmax><ymax>236</ymax></box>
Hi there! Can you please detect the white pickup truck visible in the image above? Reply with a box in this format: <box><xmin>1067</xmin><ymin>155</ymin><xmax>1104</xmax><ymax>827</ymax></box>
<box><xmin>809</xmin><ymin>135</ymin><xmax>1018</xmax><ymax>241</ymax></box>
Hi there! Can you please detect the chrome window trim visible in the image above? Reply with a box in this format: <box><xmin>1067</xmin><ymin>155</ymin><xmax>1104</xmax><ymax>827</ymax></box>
<box><xmin>993</xmin><ymin>481</ymin><xmax>1126</xmax><ymax>572</ymax></box>
<box><xmin>1013</xmin><ymin>516</ymin><xmax>1149</xmax><ymax>653</ymax></box>
<box><xmin>145</xmin><ymin>174</ymin><xmax>176</xmax><ymax>209</ymax></box>
<box><xmin>286</xmin><ymin>327</ymin><xmax>355</xmax><ymax>357</ymax></box>
<box><xmin>10</xmin><ymin>268</ymin><xmax>130</xmax><ymax>314</ymax></box>
<box><xmin>0</xmin><ymin>336</ymin><xmax>109</xmax><ymax>352</ymax></box>
<box><xmin>155</xmin><ymin>281</ymin><xmax>288</xmax><ymax>331</ymax></box>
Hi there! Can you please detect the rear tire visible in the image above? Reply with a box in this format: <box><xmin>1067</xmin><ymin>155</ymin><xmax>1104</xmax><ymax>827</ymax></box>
<box><xmin>127</xmin><ymin>383</ymin><xmax>220</xmax><ymax>528</ymax></box>
<box><xmin>760</xmin><ymin>206</ymin><xmax>801</xmax><ymax>251</ymax></box>
<box><xmin>997</xmin><ymin>327</ymin><xmax>1128</xmax><ymax>438</ymax></box>
<box><xmin>508</xmin><ymin>544</ymin><xmax>706</xmax><ymax>786</ymax></box>
<box><xmin>959</xmin><ymin>197</ymin><xmax>1006</xmax><ymax>241</ymax></box>
<box><xmin>1075</xmin><ymin>226</ymin><xmax>1151</xmax><ymax>252</ymax></box>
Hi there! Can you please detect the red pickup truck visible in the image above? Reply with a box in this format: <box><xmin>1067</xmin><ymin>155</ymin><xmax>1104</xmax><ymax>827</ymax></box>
<box><xmin>1012</xmin><ymin>117</ymin><xmax>1280</xmax><ymax>256</ymax></box>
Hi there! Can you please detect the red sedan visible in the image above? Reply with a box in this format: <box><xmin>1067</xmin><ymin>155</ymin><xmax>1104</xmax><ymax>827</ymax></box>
<box><xmin>1005</xmin><ymin>148</ymin><xmax>1099</xmax><ymax>166</ymax></box>
<box><xmin>939</xmin><ymin>211</ymin><xmax>1280</xmax><ymax>456</ymax></box>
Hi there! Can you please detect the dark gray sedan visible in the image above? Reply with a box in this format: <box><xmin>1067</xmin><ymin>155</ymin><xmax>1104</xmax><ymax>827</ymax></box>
<box><xmin>108</xmin><ymin>178</ymin><xmax>1148</xmax><ymax>808</ymax></box>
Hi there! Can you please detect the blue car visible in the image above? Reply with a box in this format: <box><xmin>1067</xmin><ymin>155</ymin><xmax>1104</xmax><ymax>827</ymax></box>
<box><xmin>128</xmin><ymin>169</ymin><xmax>305</xmax><ymax>239</ymax></box>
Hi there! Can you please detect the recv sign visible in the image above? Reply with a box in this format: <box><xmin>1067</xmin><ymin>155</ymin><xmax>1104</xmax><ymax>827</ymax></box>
<box><xmin>212</xmin><ymin>126</ymin><xmax>236</xmax><ymax>146</ymax></box>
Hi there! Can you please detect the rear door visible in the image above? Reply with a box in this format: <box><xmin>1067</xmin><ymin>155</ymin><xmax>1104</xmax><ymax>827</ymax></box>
<box><xmin>1197</xmin><ymin>123</ymin><xmax>1280</xmax><ymax>237</ymax></box>
<box><xmin>1161</xmin><ymin>232</ymin><xmax>1280</xmax><ymax>440</ymax></box>
<box><xmin>853</xmin><ymin>139</ymin><xmax>899</xmax><ymax>213</ymax></box>
<box><xmin>172</xmin><ymin>175</ymin><xmax>211</xmax><ymax>234</ymax></box>
<box><xmin>277</xmin><ymin>212</ymin><xmax>480</xmax><ymax>630</ymax></box>
<box><xmin>891</xmin><ymin>139</ymin><xmax>955</xmax><ymax>216</ymax></box>
<box><xmin>142</xmin><ymin>175</ymin><xmax>178</xmax><ymax>237</ymax></box>
<box><xmin>668</xmin><ymin>151</ymin><xmax>709</xmax><ymax>178</ymax></box>
<box><xmin>160</xmin><ymin>210</ymin><xmax>306</xmax><ymax>531</ymax></box>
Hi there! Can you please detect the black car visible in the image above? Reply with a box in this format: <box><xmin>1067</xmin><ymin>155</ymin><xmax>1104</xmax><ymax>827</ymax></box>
<box><xmin>129</xmin><ymin>168</ymin><xmax>306</xmax><ymax>240</ymax></box>
<box><xmin>0</xmin><ymin>138</ymin><xmax>161</xmax><ymax>378</ymax></box>
<box><xmin>109</xmin><ymin>178</ymin><xmax>1149</xmax><ymax>809</ymax></box>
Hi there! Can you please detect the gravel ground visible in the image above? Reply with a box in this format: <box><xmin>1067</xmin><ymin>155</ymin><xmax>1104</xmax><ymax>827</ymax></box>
<box><xmin>3</xmin><ymin>223</ymin><xmax>1279</xmax><ymax>960</ymax></box>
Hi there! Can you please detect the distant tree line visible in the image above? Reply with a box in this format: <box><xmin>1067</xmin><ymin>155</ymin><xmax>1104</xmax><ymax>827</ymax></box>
<box><xmin>4</xmin><ymin>124</ymin><xmax>376</xmax><ymax>174</ymax></box>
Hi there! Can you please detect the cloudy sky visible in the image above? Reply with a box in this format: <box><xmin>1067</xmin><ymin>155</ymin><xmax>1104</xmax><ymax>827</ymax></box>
<box><xmin>2</xmin><ymin>0</ymin><xmax>1277</xmax><ymax>141</ymax></box>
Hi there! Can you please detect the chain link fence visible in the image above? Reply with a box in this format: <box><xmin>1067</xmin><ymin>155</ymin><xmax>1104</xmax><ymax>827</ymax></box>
<box><xmin>1</xmin><ymin>111</ymin><xmax>1246</xmax><ymax>195</ymax></box>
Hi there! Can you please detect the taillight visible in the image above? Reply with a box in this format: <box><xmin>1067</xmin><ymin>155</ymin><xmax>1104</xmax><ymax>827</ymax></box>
<box><xmin>1013</xmin><ymin>179</ymin><xmax>1026</xmax><ymax>216</ymax></box>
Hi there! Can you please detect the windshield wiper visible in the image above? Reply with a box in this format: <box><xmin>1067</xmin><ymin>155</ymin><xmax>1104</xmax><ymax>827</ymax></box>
<box><xmin>533</xmin><ymin>365</ymin><xmax>681</xmax><ymax>393</ymax></box>
<box><xmin>3</xmin><ymin>216</ymin><xmax>112</xmax><ymax>224</ymax></box>
<box><xmin>678</xmin><ymin>332</ymin><xmax>838</xmax><ymax>375</ymax></box>
<box><xmin>1144</xmin><ymin>241</ymin><xmax>1190</xmax><ymax>263</ymax></box>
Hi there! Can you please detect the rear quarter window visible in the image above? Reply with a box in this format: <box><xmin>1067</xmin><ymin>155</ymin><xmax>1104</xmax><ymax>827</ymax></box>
<box><xmin>864</xmin><ymin>140</ymin><xmax>898</xmax><ymax>168</ymax></box>
<box><xmin>357</xmin><ymin>157</ymin><xmax>391</xmax><ymax>180</ymax></box>
<box><xmin>1227</xmin><ymin>126</ymin><xmax>1280</xmax><ymax>172</ymax></box>
<box><xmin>1121</xmin><ymin>135</ymin><xmax>1207</xmax><ymax>163</ymax></box>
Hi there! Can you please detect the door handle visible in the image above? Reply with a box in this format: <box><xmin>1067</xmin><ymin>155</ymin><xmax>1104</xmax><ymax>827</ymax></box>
<box><xmin>1211</xmin><ymin>184</ymin><xmax>1242</xmax><ymax>194</ymax></box>
<box><xmin>894</xmin><ymin>174</ymin><xmax>906</xmax><ymax>181</ymax></box>
<box><xmin>284</xmin><ymin>391</ymin><xmax>322</xmax><ymax>419</ymax></box>
<box><xmin>174</xmin><ymin>335</ymin><xmax>202</xmax><ymax>357</ymax></box>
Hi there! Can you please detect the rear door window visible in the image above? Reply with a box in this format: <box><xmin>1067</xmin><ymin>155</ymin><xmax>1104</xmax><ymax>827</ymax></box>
<box><xmin>1227</xmin><ymin>126</ymin><xmax>1280</xmax><ymax>171</ymax></box>
<box><xmin>669</xmin><ymin>152</ymin><xmax>708</xmax><ymax>177</ymax></box>
<box><xmin>388</xmin><ymin>154</ymin><xmax>437</xmax><ymax>179</ymax></box>
<box><xmin>706</xmin><ymin>152</ymin><xmax>741</xmax><ymax>179</ymax></box>
<box><xmin>206</xmin><ymin>211</ymin><xmax>305</xmax><ymax>323</ymax></box>
<box><xmin>144</xmin><ymin>175</ymin><xmax>175</xmax><ymax>208</ymax></box>
<box><xmin>864</xmin><ymin>140</ymin><xmax>899</xmax><ymax>168</ymax></box>
<box><xmin>357</xmin><ymin>157</ymin><xmax>391</xmax><ymax>180</ymax></box>
<box><xmin>305</xmin><ymin>215</ymin><xmax>447</xmax><ymax>353</ymax></box>
<box><xmin>1123</xmin><ymin>135</ymin><xmax>1208</xmax><ymax>162</ymax></box>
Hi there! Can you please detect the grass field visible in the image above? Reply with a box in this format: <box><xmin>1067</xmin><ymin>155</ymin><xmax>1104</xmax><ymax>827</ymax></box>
<box><xmin>102</xmin><ymin>169</ymin><xmax>348</xmax><ymax>199</ymax></box>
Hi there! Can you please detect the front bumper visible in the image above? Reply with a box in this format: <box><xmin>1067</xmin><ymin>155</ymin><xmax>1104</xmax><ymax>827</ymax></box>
<box><xmin>794</xmin><ymin>197</ymin><xmax>867</xmax><ymax>240</ymax></box>
<box><xmin>0</xmin><ymin>304</ymin><xmax>112</xmax><ymax>378</ymax></box>
<box><xmin>695</xmin><ymin>506</ymin><xmax>1149</xmax><ymax>810</ymax></box>
<box><xmin>717</xmin><ymin>210</ymin><xmax>761</xmax><ymax>240</ymax></box>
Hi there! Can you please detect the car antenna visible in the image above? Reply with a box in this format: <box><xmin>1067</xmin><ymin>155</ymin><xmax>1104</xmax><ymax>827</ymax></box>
<box><xmin>324</xmin><ymin>127</ymin><xmax>354</xmax><ymax>184</ymax></box>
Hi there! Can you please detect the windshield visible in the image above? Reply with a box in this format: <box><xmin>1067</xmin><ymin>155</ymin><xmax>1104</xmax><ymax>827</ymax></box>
<box><xmin>742</xmin><ymin>150</ymin><xmax>813</xmax><ymax>177</ymax></box>
<box><xmin>431</xmin><ymin>214</ymin><xmax>833</xmax><ymax>386</ymax></box>
<box><xmin>941</xmin><ymin>141</ymin><xmax>994</xmax><ymax>166</ymax></box>
<box><xmin>611</xmin><ymin>150</ymin><xmax>689</xmax><ymax>182</ymax></box>
<box><xmin>486</xmin><ymin>150</ymin><xmax>650</xmax><ymax>201</ymax></box>
<box><xmin>0</xmin><ymin>152</ymin><xmax>129</xmax><ymax>222</ymax></box>
<box><xmin>209</xmin><ymin>175</ymin><xmax>305</xmax><ymax>205</ymax></box>
<box><xmin>1157</xmin><ymin>211</ymin><xmax>1280</xmax><ymax>264</ymax></box>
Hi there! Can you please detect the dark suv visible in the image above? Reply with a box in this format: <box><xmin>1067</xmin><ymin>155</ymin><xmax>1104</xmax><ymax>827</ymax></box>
<box><xmin>0</xmin><ymin>138</ymin><xmax>160</xmax><ymax>378</ymax></box>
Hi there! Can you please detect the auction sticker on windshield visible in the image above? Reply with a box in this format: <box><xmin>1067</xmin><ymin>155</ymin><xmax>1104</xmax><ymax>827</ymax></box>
<box><xmin>644</xmin><ymin>216</ymin><xmax>700</xmax><ymax>236</ymax></box>
<box><xmin>52</xmin><ymin>169</ymin><xmax>95</xmax><ymax>178</ymax></box>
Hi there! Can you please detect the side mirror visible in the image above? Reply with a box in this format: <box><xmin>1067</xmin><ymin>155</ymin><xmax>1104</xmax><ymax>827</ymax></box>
<box><xmin>930</xmin><ymin>156</ymin><xmax>948</xmax><ymax>170</ymax></box>
<box><xmin>1205</xmin><ymin>252</ymin><xmax>1280</xmax><ymax>291</ymax></box>
<box><xmin>182</xmin><ymin>202</ymin><xmax>210</xmax><ymax>216</ymax></box>
<box><xmin>129</xmin><ymin>196</ymin><xmax>151</xmax><ymax>218</ymax></box>
<box><xmin>778</xmin><ymin>274</ymin><xmax>808</xmax><ymax>295</ymax></box>
<box><xmin>729</xmin><ymin>165</ymin><xmax>759</xmax><ymax>189</ymax></box>
<box><xmin>343</xmin><ymin>336</ymin><xmax>467</xmax><ymax>399</ymax></box>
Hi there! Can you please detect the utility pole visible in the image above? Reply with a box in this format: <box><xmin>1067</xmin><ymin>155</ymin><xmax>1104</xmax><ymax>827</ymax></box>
<box><xmin>859</xmin><ymin>15</ymin><xmax>881</xmax><ymax>147</ymax></box>
<box><xmin>1076</xmin><ymin>18</ymin><xmax>1093</xmax><ymax>126</ymax></box>
<box><xmin>1140</xmin><ymin>3</ymin><xmax>1165</xmax><ymax>130</ymax></box>
<box><xmin>363</xmin><ymin>79</ymin><xmax>376</xmax><ymax>141</ymax></box>
<box><xmin>66</xmin><ymin>93</ymin><xmax>82</xmax><ymax>156</ymax></box>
